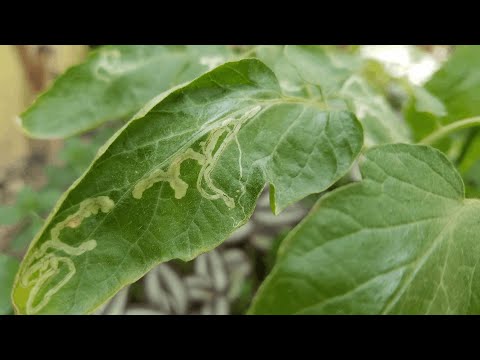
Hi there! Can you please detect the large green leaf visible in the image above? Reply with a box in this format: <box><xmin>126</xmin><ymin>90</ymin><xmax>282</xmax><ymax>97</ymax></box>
<box><xmin>19</xmin><ymin>45</ymin><xmax>231</xmax><ymax>139</ymax></box>
<box><xmin>250</xmin><ymin>143</ymin><xmax>480</xmax><ymax>314</ymax></box>
<box><xmin>12</xmin><ymin>59</ymin><xmax>363</xmax><ymax>314</ymax></box>
<box><xmin>0</xmin><ymin>254</ymin><xmax>19</xmax><ymax>314</ymax></box>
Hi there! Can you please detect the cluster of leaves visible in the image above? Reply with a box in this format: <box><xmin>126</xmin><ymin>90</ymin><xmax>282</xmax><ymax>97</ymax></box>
<box><xmin>3</xmin><ymin>45</ymin><xmax>480</xmax><ymax>314</ymax></box>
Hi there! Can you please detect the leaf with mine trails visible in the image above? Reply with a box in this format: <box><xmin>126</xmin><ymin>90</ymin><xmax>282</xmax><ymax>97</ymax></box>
<box><xmin>12</xmin><ymin>59</ymin><xmax>363</xmax><ymax>314</ymax></box>
<box><xmin>250</xmin><ymin>144</ymin><xmax>480</xmax><ymax>314</ymax></box>
<box><xmin>0</xmin><ymin>254</ymin><xmax>19</xmax><ymax>314</ymax></box>
<box><xmin>19</xmin><ymin>45</ymin><xmax>231</xmax><ymax>139</ymax></box>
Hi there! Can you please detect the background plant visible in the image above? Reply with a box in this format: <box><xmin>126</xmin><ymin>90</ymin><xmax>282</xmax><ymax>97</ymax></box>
<box><xmin>4</xmin><ymin>45</ymin><xmax>480</xmax><ymax>315</ymax></box>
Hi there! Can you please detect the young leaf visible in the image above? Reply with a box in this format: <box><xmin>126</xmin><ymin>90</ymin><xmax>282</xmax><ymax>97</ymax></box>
<box><xmin>250</xmin><ymin>143</ymin><xmax>480</xmax><ymax>314</ymax></box>
<box><xmin>409</xmin><ymin>85</ymin><xmax>447</xmax><ymax>117</ymax></box>
<box><xmin>10</xmin><ymin>215</ymin><xmax>44</xmax><ymax>251</ymax></box>
<box><xmin>425</xmin><ymin>45</ymin><xmax>480</xmax><ymax>123</ymax></box>
<box><xmin>404</xmin><ymin>46</ymin><xmax>480</xmax><ymax>142</ymax></box>
<box><xmin>0</xmin><ymin>254</ymin><xmax>19</xmax><ymax>314</ymax></box>
<box><xmin>284</xmin><ymin>45</ymin><xmax>351</xmax><ymax>95</ymax></box>
<box><xmin>12</xmin><ymin>59</ymin><xmax>363</xmax><ymax>314</ymax></box>
<box><xmin>0</xmin><ymin>205</ymin><xmax>22</xmax><ymax>226</ymax></box>
<box><xmin>406</xmin><ymin>46</ymin><xmax>480</xmax><ymax>183</ymax></box>
<box><xmin>255</xmin><ymin>46</ymin><xmax>313</xmax><ymax>98</ymax></box>
<box><xmin>403</xmin><ymin>87</ymin><xmax>446</xmax><ymax>142</ymax></box>
<box><xmin>284</xmin><ymin>46</ymin><xmax>412</xmax><ymax>146</ymax></box>
<box><xmin>19</xmin><ymin>45</ymin><xmax>231</xmax><ymax>139</ymax></box>
<box><xmin>339</xmin><ymin>76</ymin><xmax>411</xmax><ymax>146</ymax></box>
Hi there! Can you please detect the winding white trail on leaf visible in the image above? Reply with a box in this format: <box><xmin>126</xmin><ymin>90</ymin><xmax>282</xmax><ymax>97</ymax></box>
<box><xmin>132</xmin><ymin>105</ymin><xmax>261</xmax><ymax>209</ymax></box>
<box><xmin>20</xmin><ymin>196</ymin><xmax>114</xmax><ymax>314</ymax></box>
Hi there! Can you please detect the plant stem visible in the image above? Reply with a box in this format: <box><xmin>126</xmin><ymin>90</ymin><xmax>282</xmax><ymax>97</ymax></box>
<box><xmin>419</xmin><ymin>116</ymin><xmax>480</xmax><ymax>146</ymax></box>
<box><xmin>455</xmin><ymin>128</ymin><xmax>480</xmax><ymax>166</ymax></box>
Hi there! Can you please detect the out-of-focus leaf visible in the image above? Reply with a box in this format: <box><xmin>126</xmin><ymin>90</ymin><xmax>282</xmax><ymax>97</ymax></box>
<box><xmin>425</xmin><ymin>46</ymin><xmax>480</xmax><ymax>123</ymax></box>
<box><xmin>19</xmin><ymin>45</ymin><xmax>232</xmax><ymax>139</ymax></box>
<box><xmin>0</xmin><ymin>254</ymin><xmax>19</xmax><ymax>314</ymax></box>
<box><xmin>284</xmin><ymin>45</ymin><xmax>351</xmax><ymax>95</ymax></box>
<box><xmin>255</xmin><ymin>46</ymin><xmax>313</xmax><ymax>98</ymax></box>
<box><xmin>339</xmin><ymin>76</ymin><xmax>411</xmax><ymax>146</ymax></box>
<box><xmin>10</xmin><ymin>215</ymin><xmax>44</xmax><ymax>251</ymax></box>
<box><xmin>0</xmin><ymin>206</ymin><xmax>22</xmax><ymax>226</ymax></box>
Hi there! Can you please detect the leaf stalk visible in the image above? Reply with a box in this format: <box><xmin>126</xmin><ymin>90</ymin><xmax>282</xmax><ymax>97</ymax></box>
<box><xmin>419</xmin><ymin>116</ymin><xmax>480</xmax><ymax>145</ymax></box>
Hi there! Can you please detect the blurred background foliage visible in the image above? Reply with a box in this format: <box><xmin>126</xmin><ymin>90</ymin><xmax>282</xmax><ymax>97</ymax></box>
<box><xmin>0</xmin><ymin>45</ymin><xmax>456</xmax><ymax>314</ymax></box>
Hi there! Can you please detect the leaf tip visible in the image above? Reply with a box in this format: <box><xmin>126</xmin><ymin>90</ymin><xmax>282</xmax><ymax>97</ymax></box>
<box><xmin>14</xmin><ymin>114</ymin><xmax>63</xmax><ymax>140</ymax></box>
<box><xmin>15</xmin><ymin>115</ymin><xmax>23</xmax><ymax>127</ymax></box>
<box><xmin>269</xmin><ymin>183</ymin><xmax>282</xmax><ymax>216</ymax></box>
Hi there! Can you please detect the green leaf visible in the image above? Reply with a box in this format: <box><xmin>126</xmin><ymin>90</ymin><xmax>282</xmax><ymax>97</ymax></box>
<box><xmin>457</xmin><ymin>130</ymin><xmax>480</xmax><ymax>197</ymax></box>
<box><xmin>0</xmin><ymin>205</ymin><xmax>22</xmax><ymax>226</ymax></box>
<box><xmin>406</xmin><ymin>46</ymin><xmax>480</xmax><ymax>177</ymax></box>
<box><xmin>269</xmin><ymin>45</ymin><xmax>412</xmax><ymax>146</ymax></box>
<box><xmin>15</xmin><ymin>186</ymin><xmax>61</xmax><ymax>216</ymax></box>
<box><xmin>360</xmin><ymin>59</ymin><xmax>398</xmax><ymax>95</ymax></box>
<box><xmin>269</xmin><ymin>45</ymin><xmax>411</xmax><ymax>147</ymax></box>
<box><xmin>339</xmin><ymin>76</ymin><xmax>411</xmax><ymax>146</ymax></box>
<box><xmin>462</xmin><ymin>160</ymin><xmax>480</xmax><ymax>198</ymax></box>
<box><xmin>404</xmin><ymin>46</ymin><xmax>480</xmax><ymax>143</ymax></box>
<box><xmin>10</xmin><ymin>215</ymin><xmax>44</xmax><ymax>251</ymax></box>
<box><xmin>0</xmin><ymin>254</ymin><xmax>19</xmax><ymax>314</ymax></box>
<box><xmin>19</xmin><ymin>45</ymin><xmax>231</xmax><ymax>139</ymax></box>
<box><xmin>403</xmin><ymin>85</ymin><xmax>447</xmax><ymax>143</ymax></box>
<box><xmin>425</xmin><ymin>45</ymin><xmax>480</xmax><ymax>123</ymax></box>
<box><xmin>255</xmin><ymin>46</ymin><xmax>313</xmax><ymax>98</ymax></box>
<box><xmin>404</xmin><ymin>98</ymin><xmax>444</xmax><ymax>143</ymax></box>
<box><xmin>59</xmin><ymin>138</ymin><xmax>97</xmax><ymax>171</ymax></box>
<box><xmin>284</xmin><ymin>45</ymin><xmax>351</xmax><ymax>95</ymax></box>
<box><xmin>16</xmin><ymin>187</ymin><xmax>41</xmax><ymax>216</ymax></box>
<box><xmin>409</xmin><ymin>85</ymin><xmax>447</xmax><ymax>117</ymax></box>
<box><xmin>12</xmin><ymin>59</ymin><xmax>363</xmax><ymax>314</ymax></box>
<box><xmin>250</xmin><ymin>143</ymin><xmax>480</xmax><ymax>314</ymax></box>
<box><xmin>45</xmin><ymin>165</ymin><xmax>77</xmax><ymax>190</ymax></box>
<box><xmin>38</xmin><ymin>190</ymin><xmax>62</xmax><ymax>214</ymax></box>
